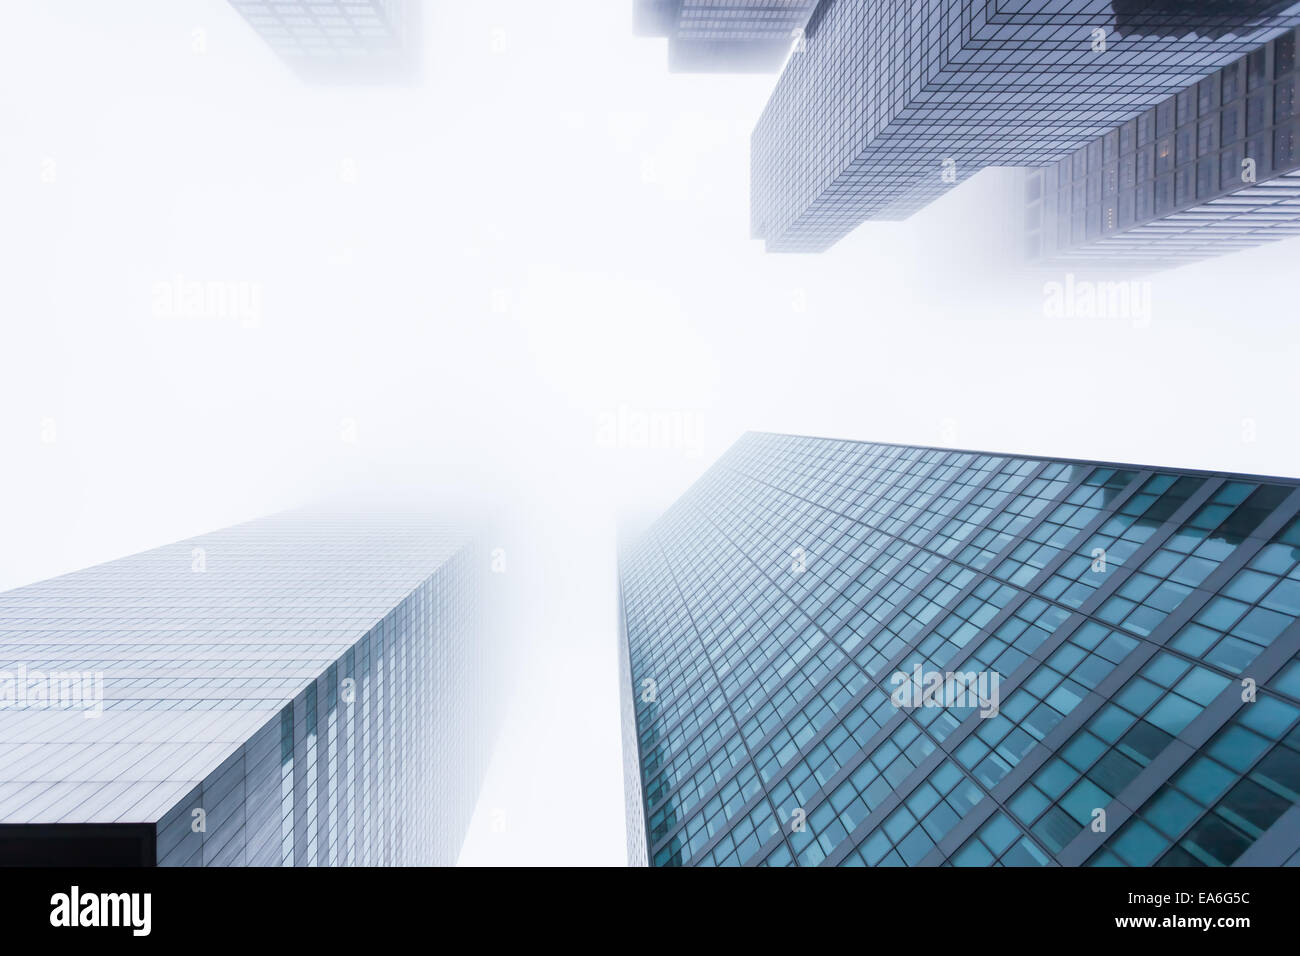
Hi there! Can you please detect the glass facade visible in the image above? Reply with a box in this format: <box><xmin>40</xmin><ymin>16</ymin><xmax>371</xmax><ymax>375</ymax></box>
<box><xmin>227</xmin><ymin>0</ymin><xmax>424</xmax><ymax>84</ymax></box>
<box><xmin>1027</xmin><ymin>27</ymin><xmax>1300</xmax><ymax>269</ymax></box>
<box><xmin>0</xmin><ymin>511</ymin><xmax>490</xmax><ymax>866</ymax></box>
<box><xmin>751</xmin><ymin>0</ymin><xmax>1300</xmax><ymax>252</ymax></box>
<box><xmin>635</xmin><ymin>0</ymin><xmax>818</xmax><ymax>72</ymax></box>
<box><xmin>619</xmin><ymin>432</ymin><xmax>1300</xmax><ymax>866</ymax></box>
<box><xmin>618</xmin><ymin>600</ymin><xmax>651</xmax><ymax>866</ymax></box>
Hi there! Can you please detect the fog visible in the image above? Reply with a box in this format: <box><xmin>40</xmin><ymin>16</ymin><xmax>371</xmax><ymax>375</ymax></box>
<box><xmin>1</xmin><ymin>0</ymin><xmax>1297</xmax><ymax>865</ymax></box>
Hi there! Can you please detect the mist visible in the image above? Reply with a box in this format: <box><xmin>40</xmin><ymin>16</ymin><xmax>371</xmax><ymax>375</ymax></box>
<box><xmin>1</xmin><ymin>0</ymin><xmax>1297</xmax><ymax>865</ymax></box>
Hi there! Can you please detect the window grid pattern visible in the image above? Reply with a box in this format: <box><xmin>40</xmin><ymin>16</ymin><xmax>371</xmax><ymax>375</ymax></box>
<box><xmin>228</xmin><ymin>0</ymin><xmax>422</xmax><ymax>82</ymax></box>
<box><xmin>1008</xmin><ymin>651</ymin><xmax>1232</xmax><ymax>855</ymax></box>
<box><xmin>0</xmin><ymin>513</ymin><xmax>488</xmax><ymax>866</ymax></box>
<box><xmin>1029</xmin><ymin>29</ymin><xmax>1300</xmax><ymax>268</ymax></box>
<box><xmin>635</xmin><ymin>0</ymin><xmax>818</xmax><ymax>72</ymax></box>
<box><xmin>620</xmin><ymin>433</ymin><xmax>1300</xmax><ymax>866</ymax></box>
<box><xmin>752</xmin><ymin>3</ymin><xmax>1300</xmax><ymax>251</ymax></box>
<box><xmin>1089</xmin><ymin>690</ymin><xmax>1300</xmax><ymax>866</ymax></box>
<box><xmin>1168</xmin><ymin>515</ymin><xmax>1300</xmax><ymax>672</ymax></box>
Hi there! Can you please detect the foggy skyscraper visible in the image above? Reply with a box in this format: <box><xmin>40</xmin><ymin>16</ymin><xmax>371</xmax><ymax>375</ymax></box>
<box><xmin>751</xmin><ymin>1</ymin><xmax>1300</xmax><ymax>252</ymax></box>
<box><xmin>634</xmin><ymin>0</ymin><xmax>817</xmax><ymax>72</ymax></box>
<box><xmin>1027</xmin><ymin>27</ymin><xmax>1300</xmax><ymax>270</ymax></box>
<box><xmin>620</xmin><ymin>433</ymin><xmax>1300</xmax><ymax>866</ymax></box>
<box><xmin>227</xmin><ymin>0</ymin><xmax>424</xmax><ymax>84</ymax></box>
<box><xmin>0</xmin><ymin>511</ymin><xmax>491</xmax><ymax>866</ymax></box>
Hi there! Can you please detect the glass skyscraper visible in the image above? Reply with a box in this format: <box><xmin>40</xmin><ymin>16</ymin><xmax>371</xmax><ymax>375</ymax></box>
<box><xmin>619</xmin><ymin>433</ymin><xmax>1300</xmax><ymax>866</ymax></box>
<box><xmin>227</xmin><ymin>0</ymin><xmax>424</xmax><ymax>85</ymax></box>
<box><xmin>634</xmin><ymin>0</ymin><xmax>818</xmax><ymax>72</ymax></box>
<box><xmin>0</xmin><ymin>511</ymin><xmax>490</xmax><ymax>866</ymax></box>
<box><xmin>1027</xmin><ymin>26</ymin><xmax>1300</xmax><ymax>270</ymax></box>
<box><xmin>751</xmin><ymin>1</ymin><xmax>1300</xmax><ymax>252</ymax></box>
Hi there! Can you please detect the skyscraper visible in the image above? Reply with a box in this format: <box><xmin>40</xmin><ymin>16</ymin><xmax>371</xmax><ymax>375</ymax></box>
<box><xmin>619</xmin><ymin>433</ymin><xmax>1300</xmax><ymax>866</ymax></box>
<box><xmin>0</xmin><ymin>511</ymin><xmax>490</xmax><ymax>866</ymax></box>
<box><xmin>751</xmin><ymin>1</ymin><xmax>1300</xmax><ymax>252</ymax></box>
<box><xmin>634</xmin><ymin>0</ymin><xmax>818</xmax><ymax>73</ymax></box>
<box><xmin>1026</xmin><ymin>27</ymin><xmax>1300</xmax><ymax>271</ymax></box>
<box><xmin>227</xmin><ymin>0</ymin><xmax>424</xmax><ymax>85</ymax></box>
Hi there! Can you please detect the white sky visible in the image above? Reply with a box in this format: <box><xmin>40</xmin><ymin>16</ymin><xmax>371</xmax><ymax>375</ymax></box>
<box><xmin>0</xmin><ymin>1</ymin><xmax>1297</xmax><ymax>866</ymax></box>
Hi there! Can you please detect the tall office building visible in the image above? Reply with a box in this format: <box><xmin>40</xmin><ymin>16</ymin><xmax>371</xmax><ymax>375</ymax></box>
<box><xmin>751</xmin><ymin>1</ymin><xmax>1300</xmax><ymax>252</ymax></box>
<box><xmin>619</xmin><ymin>433</ymin><xmax>1300</xmax><ymax>866</ymax></box>
<box><xmin>0</xmin><ymin>511</ymin><xmax>491</xmax><ymax>866</ymax></box>
<box><xmin>634</xmin><ymin>0</ymin><xmax>818</xmax><ymax>72</ymax></box>
<box><xmin>1112</xmin><ymin>1</ymin><xmax>1298</xmax><ymax>39</ymax></box>
<box><xmin>1027</xmin><ymin>27</ymin><xmax>1300</xmax><ymax>271</ymax></box>
<box><xmin>227</xmin><ymin>0</ymin><xmax>424</xmax><ymax>85</ymax></box>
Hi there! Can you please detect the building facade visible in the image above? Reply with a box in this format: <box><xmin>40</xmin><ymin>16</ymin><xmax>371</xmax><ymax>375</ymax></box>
<box><xmin>751</xmin><ymin>1</ymin><xmax>1300</xmax><ymax>252</ymax></box>
<box><xmin>634</xmin><ymin>0</ymin><xmax>818</xmax><ymax>72</ymax></box>
<box><xmin>0</xmin><ymin>511</ymin><xmax>489</xmax><ymax>866</ymax></box>
<box><xmin>227</xmin><ymin>0</ymin><xmax>424</xmax><ymax>84</ymax></box>
<box><xmin>1027</xmin><ymin>26</ymin><xmax>1300</xmax><ymax>270</ymax></box>
<box><xmin>619</xmin><ymin>432</ymin><xmax>1300</xmax><ymax>866</ymax></box>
